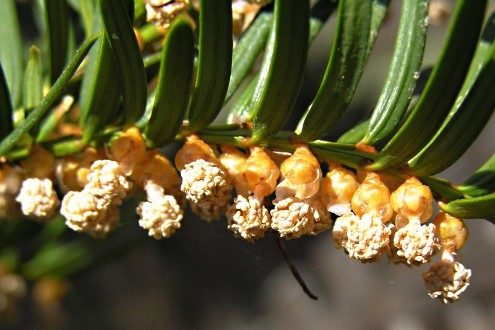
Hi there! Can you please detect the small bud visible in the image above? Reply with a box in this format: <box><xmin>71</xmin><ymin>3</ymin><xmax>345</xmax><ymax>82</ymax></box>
<box><xmin>85</xmin><ymin>160</ymin><xmax>132</xmax><ymax>208</ymax></box>
<box><xmin>55</xmin><ymin>148</ymin><xmax>105</xmax><ymax>193</ymax></box>
<box><xmin>219</xmin><ymin>146</ymin><xmax>249</xmax><ymax>196</ymax></box>
<box><xmin>75</xmin><ymin>147</ymin><xmax>106</xmax><ymax>188</ymax></box>
<box><xmin>180</xmin><ymin>159</ymin><xmax>232</xmax><ymax>204</ymax></box>
<box><xmin>79</xmin><ymin>147</ymin><xmax>106</xmax><ymax>168</ymax></box>
<box><xmin>139</xmin><ymin>151</ymin><xmax>180</xmax><ymax>190</ymax></box>
<box><xmin>433</xmin><ymin>211</ymin><xmax>469</xmax><ymax>253</ymax></box>
<box><xmin>0</xmin><ymin>194</ymin><xmax>21</xmax><ymax>220</ymax></box>
<box><xmin>232</xmin><ymin>0</ymin><xmax>262</xmax><ymax>38</ymax></box>
<box><xmin>351</xmin><ymin>171</ymin><xmax>393</xmax><ymax>222</ymax></box>
<box><xmin>270</xmin><ymin>197</ymin><xmax>318</xmax><ymax>239</ymax></box>
<box><xmin>61</xmin><ymin>191</ymin><xmax>120</xmax><ymax>238</ymax></box>
<box><xmin>16</xmin><ymin>178</ymin><xmax>60</xmax><ymax>220</ymax></box>
<box><xmin>175</xmin><ymin>137</ymin><xmax>232</xmax><ymax>205</ymax></box>
<box><xmin>21</xmin><ymin>146</ymin><xmax>56</xmax><ymax>179</ymax></box>
<box><xmin>277</xmin><ymin>145</ymin><xmax>321</xmax><ymax>200</ymax></box>
<box><xmin>137</xmin><ymin>193</ymin><xmax>183</xmax><ymax>239</ymax></box>
<box><xmin>0</xmin><ymin>165</ymin><xmax>23</xmax><ymax>219</ymax></box>
<box><xmin>55</xmin><ymin>157</ymin><xmax>80</xmax><ymax>193</ymax></box>
<box><xmin>174</xmin><ymin>136</ymin><xmax>219</xmax><ymax>171</ymax></box>
<box><xmin>244</xmin><ymin>146</ymin><xmax>280</xmax><ymax>199</ymax></box>
<box><xmin>422</xmin><ymin>259</ymin><xmax>471</xmax><ymax>304</ymax></box>
<box><xmin>0</xmin><ymin>165</ymin><xmax>23</xmax><ymax>195</ymax></box>
<box><xmin>109</xmin><ymin>127</ymin><xmax>148</xmax><ymax>177</ymax></box>
<box><xmin>0</xmin><ymin>265</ymin><xmax>27</xmax><ymax>300</ymax></box>
<box><xmin>226</xmin><ymin>194</ymin><xmax>270</xmax><ymax>242</ymax></box>
<box><xmin>356</xmin><ymin>170</ymin><xmax>401</xmax><ymax>191</ymax></box>
<box><xmin>320</xmin><ymin>163</ymin><xmax>359</xmax><ymax>216</ymax></box>
<box><xmin>190</xmin><ymin>198</ymin><xmax>230</xmax><ymax>222</ymax></box>
<box><xmin>390</xmin><ymin>176</ymin><xmax>433</xmax><ymax>223</ymax></box>
<box><xmin>32</xmin><ymin>276</ymin><xmax>69</xmax><ymax>322</ymax></box>
<box><xmin>145</xmin><ymin>0</ymin><xmax>187</xmax><ymax>28</ymax></box>
<box><xmin>61</xmin><ymin>191</ymin><xmax>100</xmax><ymax>230</ymax></box>
<box><xmin>333</xmin><ymin>212</ymin><xmax>391</xmax><ymax>262</ymax></box>
<box><xmin>428</xmin><ymin>0</ymin><xmax>452</xmax><ymax>26</ymax></box>
<box><xmin>393</xmin><ymin>220</ymin><xmax>439</xmax><ymax>265</ymax></box>
<box><xmin>0</xmin><ymin>265</ymin><xmax>26</xmax><ymax>317</ymax></box>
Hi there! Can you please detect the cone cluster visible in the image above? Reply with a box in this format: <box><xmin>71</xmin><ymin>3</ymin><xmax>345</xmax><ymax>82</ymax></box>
<box><xmin>0</xmin><ymin>130</ymin><xmax>472</xmax><ymax>302</ymax></box>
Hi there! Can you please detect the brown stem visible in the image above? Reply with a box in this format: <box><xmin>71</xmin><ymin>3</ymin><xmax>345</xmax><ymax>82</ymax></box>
<box><xmin>271</xmin><ymin>231</ymin><xmax>318</xmax><ymax>300</ymax></box>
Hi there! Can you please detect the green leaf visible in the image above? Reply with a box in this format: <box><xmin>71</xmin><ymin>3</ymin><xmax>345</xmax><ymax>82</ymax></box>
<box><xmin>0</xmin><ymin>0</ymin><xmax>23</xmax><ymax>108</ymax></box>
<box><xmin>224</xmin><ymin>12</ymin><xmax>273</xmax><ymax>104</ymax></box>
<box><xmin>23</xmin><ymin>46</ymin><xmax>45</xmax><ymax>140</ymax></box>
<box><xmin>249</xmin><ymin>0</ymin><xmax>310</xmax><ymax>143</ymax></box>
<box><xmin>135</xmin><ymin>88</ymin><xmax>157</xmax><ymax>129</ymax></box>
<box><xmin>79</xmin><ymin>32</ymin><xmax>122</xmax><ymax>143</ymax></box>
<box><xmin>454</xmin><ymin>13</ymin><xmax>495</xmax><ymax>103</ymax></box>
<box><xmin>99</xmin><ymin>0</ymin><xmax>147</xmax><ymax>125</ymax></box>
<box><xmin>44</xmin><ymin>0</ymin><xmax>70</xmax><ymax>84</ymax></box>
<box><xmin>186</xmin><ymin>0</ymin><xmax>232</xmax><ymax>132</ymax></box>
<box><xmin>124</xmin><ymin>0</ymin><xmax>135</xmax><ymax>19</ymax></box>
<box><xmin>36</xmin><ymin>95</ymin><xmax>74</xmax><ymax>143</ymax></box>
<box><xmin>133</xmin><ymin>0</ymin><xmax>146</xmax><ymax>26</ymax></box>
<box><xmin>308</xmin><ymin>140</ymin><xmax>376</xmax><ymax>170</ymax></box>
<box><xmin>296</xmin><ymin>0</ymin><xmax>373</xmax><ymax>141</ymax></box>
<box><xmin>408</xmin><ymin>36</ymin><xmax>495</xmax><ymax>176</ymax></box>
<box><xmin>30</xmin><ymin>215</ymin><xmax>67</xmax><ymax>247</ymax></box>
<box><xmin>227</xmin><ymin>72</ymin><xmax>259</xmax><ymax>125</ymax></box>
<box><xmin>459</xmin><ymin>152</ymin><xmax>495</xmax><ymax>197</ymax></box>
<box><xmin>227</xmin><ymin>0</ymin><xmax>339</xmax><ymax>125</ymax></box>
<box><xmin>440</xmin><ymin>192</ymin><xmax>495</xmax><ymax>223</ymax></box>
<box><xmin>23</xmin><ymin>241</ymin><xmax>92</xmax><ymax>279</ymax></box>
<box><xmin>143</xmin><ymin>49</ymin><xmax>162</xmax><ymax>69</ymax></box>
<box><xmin>362</xmin><ymin>0</ymin><xmax>428</xmax><ymax>145</ymax></box>
<box><xmin>0</xmin><ymin>34</ymin><xmax>100</xmax><ymax>157</ymax></box>
<box><xmin>340</xmin><ymin>65</ymin><xmax>429</xmax><ymax>144</ymax></box>
<box><xmin>419</xmin><ymin>176</ymin><xmax>464</xmax><ymax>201</ymax></box>
<box><xmin>144</xmin><ymin>16</ymin><xmax>195</xmax><ymax>147</ymax></box>
<box><xmin>77</xmin><ymin>0</ymin><xmax>96</xmax><ymax>37</ymax></box>
<box><xmin>369</xmin><ymin>0</ymin><xmax>487</xmax><ymax>170</ymax></box>
<box><xmin>139</xmin><ymin>23</ymin><xmax>164</xmax><ymax>46</ymax></box>
<box><xmin>337</xmin><ymin>118</ymin><xmax>370</xmax><ymax>144</ymax></box>
<box><xmin>0</xmin><ymin>248</ymin><xmax>19</xmax><ymax>272</ymax></box>
<box><xmin>79</xmin><ymin>6</ymin><xmax>121</xmax><ymax>144</ymax></box>
<box><xmin>0</xmin><ymin>63</ymin><xmax>14</xmax><ymax>140</ymax></box>
<box><xmin>225</xmin><ymin>0</ymin><xmax>341</xmax><ymax>106</ymax></box>
<box><xmin>23</xmin><ymin>46</ymin><xmax>43</xmax><ymax>111</ymax></box>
